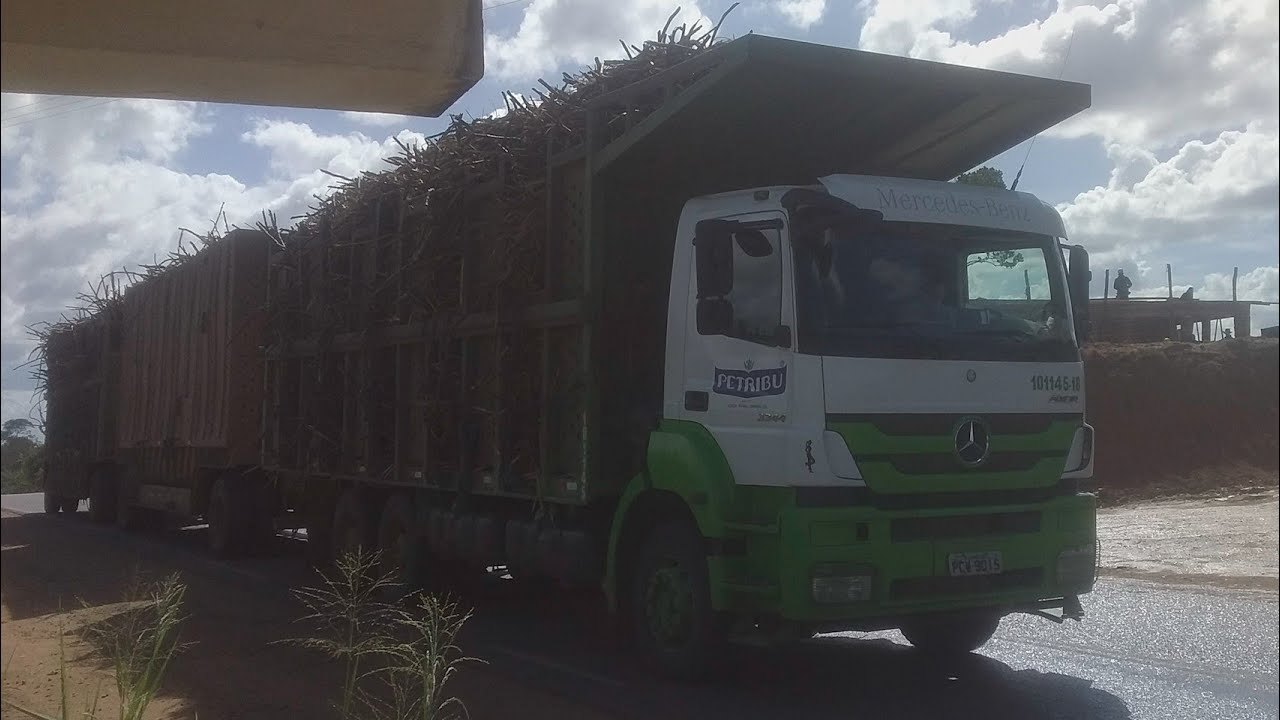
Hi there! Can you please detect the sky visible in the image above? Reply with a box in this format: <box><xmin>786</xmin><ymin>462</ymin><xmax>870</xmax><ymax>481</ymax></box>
<box><xmin>2</xmin><ymin>0</ymin><xmax>1278</xmax><ymax>424</ymax></box>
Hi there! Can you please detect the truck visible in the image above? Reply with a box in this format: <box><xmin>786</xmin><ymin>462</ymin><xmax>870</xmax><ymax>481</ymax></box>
<box><xmin>41</xmin><ymin>34</ymin><xmax>1098</xmax><ymax>677</ymax></box>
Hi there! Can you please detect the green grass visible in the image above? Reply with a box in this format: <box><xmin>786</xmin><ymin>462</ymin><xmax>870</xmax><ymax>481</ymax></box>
<box><xmin>287</xmin><ymin>549</ymin><xmax>478</xmax><ymax>720</ymax></box>
<box><xmin>1</xmin><ymin>574</ymin><xmax>188</xmax><ymax>720</ymax></box>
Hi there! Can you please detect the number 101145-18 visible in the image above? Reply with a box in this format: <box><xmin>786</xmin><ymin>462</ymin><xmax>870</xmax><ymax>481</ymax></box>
<box><xmin>1031</xmin><ymin>375</ymin><xmax>1080</xmax><ymax>392</ymax></box>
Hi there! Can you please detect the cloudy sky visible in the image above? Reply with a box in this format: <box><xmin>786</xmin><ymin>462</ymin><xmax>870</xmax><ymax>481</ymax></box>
<box><xmin>2</xmin><ymin>0</ymin><xmax>1278</xmax><ymax>423</ymax></box>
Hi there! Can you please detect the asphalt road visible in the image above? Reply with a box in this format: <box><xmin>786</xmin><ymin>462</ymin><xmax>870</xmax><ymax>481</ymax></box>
<box><xmin>3</xmin><ymin>492</ymin><xmax>1277</xmax><ymax>720</ymax></box>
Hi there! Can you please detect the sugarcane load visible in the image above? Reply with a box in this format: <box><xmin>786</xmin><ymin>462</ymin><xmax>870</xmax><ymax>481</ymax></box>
<box><xmin>38</xmin><ymin>22</ymin><xmax>1098</xmax><ymax>677</ymax></box>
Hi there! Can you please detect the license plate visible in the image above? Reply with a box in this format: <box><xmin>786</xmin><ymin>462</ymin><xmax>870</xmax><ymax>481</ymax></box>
<box><xmin>948</xmin><ymin>551</ymin><xmax>1003</xmax><ymax>577</ymax></box>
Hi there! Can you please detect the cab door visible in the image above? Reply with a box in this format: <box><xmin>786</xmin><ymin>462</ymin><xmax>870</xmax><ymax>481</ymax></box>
<box><xmin>677</xmin><ymin>212</ymin><xmax>796</xmax><ymax>487</ymax></box>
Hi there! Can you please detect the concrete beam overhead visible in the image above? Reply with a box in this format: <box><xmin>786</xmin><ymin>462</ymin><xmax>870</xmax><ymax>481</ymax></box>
<box><xmin>2</xmin><ymin>0</ymin><xmax>484</xmax><ymax>116</ymax></box>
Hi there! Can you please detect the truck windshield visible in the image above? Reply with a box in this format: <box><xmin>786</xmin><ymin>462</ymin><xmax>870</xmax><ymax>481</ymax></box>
<box><xmin>792</xmin><ymin>218</ymin><xmax>1078</xmax><ymax>361</ymax></box>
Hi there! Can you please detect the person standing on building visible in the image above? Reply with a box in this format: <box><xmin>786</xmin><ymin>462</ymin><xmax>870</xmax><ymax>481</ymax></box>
<box><xmin>1113</xmin><ymin>269</ymin><xmax>1133</xmax><ymax>300</ymax></box>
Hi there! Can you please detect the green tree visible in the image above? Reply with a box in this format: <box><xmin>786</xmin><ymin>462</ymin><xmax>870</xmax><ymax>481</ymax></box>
<box><xmin>955</xmin><ymin>166</ymin><xmax>1024</xmax><ymax>269</ymax></box>
<box><xmin>2</xmin><ymin>417</ymin><xmax>44</xmax><ymax>493</ymax></box>
<box><xmin>955</xmin><ymin>166</ymin><xmax>1006</xmax><ymax>189</ymax></box>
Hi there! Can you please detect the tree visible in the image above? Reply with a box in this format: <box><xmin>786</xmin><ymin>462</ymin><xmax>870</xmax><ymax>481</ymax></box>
<box><xmin>2</xmin><ymin>418</ymin><xmax>38</xmax><ymax>442</ymax></box>
<box><xmin>955</xmin><ymin>166</ymin><xmax>1024</xmax><ymax>269</ymax></box>
<box><xmin>955</xmin><ymin>166</ymin><xmax>1006</xmax><ymax>189</ymax></box>
<box><xmin>2</xmin><ymin>417</ymin><xmax>43</xmax><ymax>493</ymax></box>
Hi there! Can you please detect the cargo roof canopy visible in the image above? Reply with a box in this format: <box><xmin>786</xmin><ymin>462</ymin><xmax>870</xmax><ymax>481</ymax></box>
<box><xmin>589</xmin><ymin>34</ymin><xmax>1091</xmax><ymax>189</ymax></box>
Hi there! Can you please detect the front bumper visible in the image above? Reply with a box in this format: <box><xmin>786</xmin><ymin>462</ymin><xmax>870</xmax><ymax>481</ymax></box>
<box><xmin>710</xmin><ymin>490</ymin><xmax>1097</xmax><ymax>627</ymax></box>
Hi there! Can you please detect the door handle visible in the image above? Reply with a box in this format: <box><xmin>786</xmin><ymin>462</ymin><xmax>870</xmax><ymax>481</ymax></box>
<box><xmin>684</xmin><ymin>391</ymin><xmax>709</xmax><ymax>412</ymax></box>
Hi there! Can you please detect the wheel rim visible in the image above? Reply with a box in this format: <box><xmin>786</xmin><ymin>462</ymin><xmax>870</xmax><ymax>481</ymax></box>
<box><xmin>644</xmin><ymin>557</ymin><xmax>694</xmax><ymax>649</ymax></box>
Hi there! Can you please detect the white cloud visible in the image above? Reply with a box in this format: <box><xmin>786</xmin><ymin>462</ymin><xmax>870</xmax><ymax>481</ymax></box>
<box><xmin>2</xmin><ymin>98</ymin><xmax>426</xmax><ymax>410</ymax></box>
<box><xmin>2</xmin><ymin>389</ymin><xmax>41</xmax><ymax>425</ymax></box>
<box><xmin>340</xmin><ymin>111</ymin><xmax>412</xmax><ymax>128</ymax></box>
<box><xmin>484</xmin><ymin>0</ymin><xmax>710</xmax><ymax>80</ymax></box>
<box><xmin>241</xmin><ymin>119</ymin><xmax>424</xmax><ymax>180</ymax></box>
<box><xmin>857</xmin><ymin>0</ymin><xmax>1279</xmax><ymax>148</ymax></box>
<box><xmin>774</xmin><ymin>0</ymin><xmax>827</xmax><ymax>29</ymax></box>
<box><xmin>1058</xmin><ymin>121</ymin><xmax>1278</xmax><ymax>269</ymax></box>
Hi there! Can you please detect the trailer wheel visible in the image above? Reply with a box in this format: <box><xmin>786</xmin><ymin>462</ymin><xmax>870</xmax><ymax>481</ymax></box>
<box><xmin>631</xmin><ymin>521</ymin><xmax>723</xmax><ymax>680</ymax></box>
<box><xmin>207</xmin><ymin>474</ymin><xmax>251</xmax><ymax>558</ymax></box>
<box><xmin>60</xmin><ymin>496</ymin><xmax>80</xmax><ymax>513</ymax></box>
<box><xmin>376</xmin><ymin>494</ymin><xmax>423</xmax><ymax>599</ymax></box>
<box><xmin>331</xmin><ymin>488</ymin><xmax>377</xmax><ymax>565</ymax></box>
<box><xmin>116</xmin><ymin>487</ymin><xmax>145</xmax><ymax>531</ymax></box>
<box><xmin>43</xmin><ymin>489</ymin><xmax>63</xmax><ymax>515</ymax></box>
<box><xmin>89</xmin><ymin>468</ymin><xmax>117</xmax><ymax>524</ymax></box>
<box><xmin>901</xmin><ymin>611</ymin><xmax>1001</xmax><ymax>656</ymax></box>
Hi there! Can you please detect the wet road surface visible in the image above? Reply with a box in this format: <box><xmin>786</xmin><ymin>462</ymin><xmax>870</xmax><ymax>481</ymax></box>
<box><xmin>4</xmin><ymin>493</ymin><xmax>1277</xmax><ymax>720</ymax></box>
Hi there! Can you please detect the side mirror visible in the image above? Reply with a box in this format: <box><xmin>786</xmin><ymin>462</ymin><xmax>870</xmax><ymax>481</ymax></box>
<box><xmin>734</xmin><ymin>229</ymin><xmax>773</xmax><ymax>258</ymax></box>
<box><xmin>694</xmin><ymin>219</ymin><xmax>734</xmax><ymax>298</ymax></box>
<box><xmin>1066</xmin><ymin>244</ymin><xmax>1091</xmax><ymax>342</ymax></box>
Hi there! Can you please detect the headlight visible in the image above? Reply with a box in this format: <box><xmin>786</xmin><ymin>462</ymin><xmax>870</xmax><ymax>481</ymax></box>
<box><xmin>811</xmin><ymin>563</ymin><xmax>874</xmax><ymax>604</ymax></box>
<box><xmin>1062</xmin><ymin>424</ymin><xmax>1095</xmax><ymax>475</ymax></box>
<box><xmin>1056</xmin><ymin>545</ymin><xmax>1096</xmax><ymax>590</ymax></box>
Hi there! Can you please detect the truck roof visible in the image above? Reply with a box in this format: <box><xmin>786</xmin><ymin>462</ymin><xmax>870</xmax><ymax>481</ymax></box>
<box><xmin>819</xmin><ymin>174</ymin><xmax>1067</xmax><ymax>238</ymax></box>
<box><xmin>592</xmin><ymin>34</ymin><xmax>1090</xmax><ymax>185</ymax></box>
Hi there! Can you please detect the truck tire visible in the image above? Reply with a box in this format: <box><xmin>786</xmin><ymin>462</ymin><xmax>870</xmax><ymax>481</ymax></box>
<box><xmin>207</xmin><ymin>474</ymin><xmax>251</xmax><ymax>558</ymax></box>
<box><xmin>305</xmin><ymin>496</ymin><xmax>336</xmax><ymax>568</ymax></box>
<box><xmin>89</xmin><ymin>468</ymin><xmax>117</xmax><ymax>524</ymax></box>
<box><xmin>901</xmin><ymin>612</ymin><xmax>1001</xmax><ymax>656</ymax></box>
<box><xmin>331</xmin><ymin>488</ymin><xmax>377</xmax><ymax>565</ymax></box>
<box><xmin>43</xmin><ymin>489</ymin><xmax>63</xmax><ymax>515</ymax></box>
<box><xmin>116</xmin><ymin>487</ymin><xmax>143</xmax><ymax>531</ymax></box>
<box><xmin>631</xmin><ymin>521</ymin><xmax>723</xmax><ymax>680</ymax></box>
<box><xmin>376</xmin><ymin>494</ymin><xmax>424</xmax><ymax>599</ymax></box>
<box><xmin>60</xmin><ymin>496</ymin><xmax>80</xmax><ymax>513</ymax></box>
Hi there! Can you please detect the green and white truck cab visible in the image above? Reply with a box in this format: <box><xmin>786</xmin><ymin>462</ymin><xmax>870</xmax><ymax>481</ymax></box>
<box><xmin>610</xmin><ymin>174</ymin><xmax>1096</xmax><ymax>674</ymax></box>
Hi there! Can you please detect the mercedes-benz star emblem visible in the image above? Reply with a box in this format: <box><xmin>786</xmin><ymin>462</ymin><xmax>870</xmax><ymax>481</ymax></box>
<box><xmin>954</xmin><ymin>417</ymin><xmax>991</xmax><ymax>468</ymax></box>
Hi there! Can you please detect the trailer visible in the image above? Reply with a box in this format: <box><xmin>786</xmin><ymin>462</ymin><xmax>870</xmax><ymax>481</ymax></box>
<box><xmin>43</xmin><ymin>34</ymin><xmax>1098</xmax><ymax>677</ymax></box>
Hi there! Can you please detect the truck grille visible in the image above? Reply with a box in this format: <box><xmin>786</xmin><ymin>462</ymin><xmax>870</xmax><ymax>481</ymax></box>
<box><xmin>875</xmin><ymin>451</ymin><xmax>1049</xmax><ymax>475</ymax></box>
<box><xmin>890</xmin><ymin>511</ymin><xmax>1041</xmax><ymax>542</ymax></box>
<box><xmin>890</xmin><ymin>568</ymin><xmax>1043</xmax><ymax>600</ymax></box>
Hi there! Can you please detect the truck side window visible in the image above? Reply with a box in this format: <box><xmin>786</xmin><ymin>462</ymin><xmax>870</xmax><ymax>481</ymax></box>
<box><xmin>725</xmin><ymin>229</ymin><xmax>782</xmax><ymax>344</ymax></box>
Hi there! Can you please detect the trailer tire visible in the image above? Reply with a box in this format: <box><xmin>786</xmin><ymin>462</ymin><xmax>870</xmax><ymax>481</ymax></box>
<box><xmin>60</xmin><ymin>496</ymin><xmax>80</xmax><ymax>513</ymax></box>
<box><xmin>331</xmin><ymin>488</ymin><xmax>377</xmax><ymax>565</ymax></box>
<box><xmin>208</xmin><ymin>474</ymin><xmax>252</xmax><ymax>558</ymax></box>
<box><xmin>43</xmin><ymin>489</ymin><xmax>63</xmax><ymax>515</ymax></box>
<box><xmin>901</xmin><ymin>611</ymin><xmax>1001</xmax><ymax>656</ymax></box>
<box><xmin>89</xmin><ymin>468</ymin><xmax>117</xmax><ymax>524</ymax></box>
<box><xmin>631</xmin><ymin>521</ymin><xmax>723</xmax><ymax>680</ymax></box>
<box><xmin>376</xmin><ymin>494</ymin><xmax>424</xmax><ymax>599</ymax></box>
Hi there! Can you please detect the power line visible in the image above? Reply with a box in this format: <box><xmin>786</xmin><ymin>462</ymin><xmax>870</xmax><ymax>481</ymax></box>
<box><xmin>483</xmin><ymin>0</ymin><xmax>532</xmax><ymax>10</ymax></box>
<box><xmin>1</xmin><ymin>99</ymin><xmax>119</xmax><ymax>129</ymax></box>
<box><xmin>1</xmin><ymin>95</ymin><xmax>98</xmax><ymax>118</ymax></box>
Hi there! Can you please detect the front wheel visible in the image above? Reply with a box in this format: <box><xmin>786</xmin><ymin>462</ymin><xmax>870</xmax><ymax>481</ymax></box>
<box><xmin>901</xmin><ymin>611</ymin><xmax>1001</xmax><ymax>656</ymax></box>
<box><xmin>630</xmin><ymin>521</ymin><xmax>723</xmax><ymax>680</ymax></box>
<box><xmin>43</xmin><ymin>489</ymin><xmax>62</xmax><ymax>515</ymax></box>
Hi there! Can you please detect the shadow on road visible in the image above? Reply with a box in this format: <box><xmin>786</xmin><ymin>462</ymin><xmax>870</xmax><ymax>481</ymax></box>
<box><xmin>2</xmin><ymin>511</ymin><xmax>1132</xmax><ymax>720</ymax></box>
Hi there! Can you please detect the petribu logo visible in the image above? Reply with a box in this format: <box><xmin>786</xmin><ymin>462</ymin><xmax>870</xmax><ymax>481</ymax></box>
<box><xmin>713</xmin><ymin>365</ymin><xmax>786</xmax><ymax>398</ymax></box>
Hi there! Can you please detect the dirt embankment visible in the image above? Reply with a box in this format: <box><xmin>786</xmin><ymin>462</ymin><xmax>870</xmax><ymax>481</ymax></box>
<box><xmin>1084</xmin><ymin>339</ymin><xmax>1279</xmax><ymax>501</ymax></box>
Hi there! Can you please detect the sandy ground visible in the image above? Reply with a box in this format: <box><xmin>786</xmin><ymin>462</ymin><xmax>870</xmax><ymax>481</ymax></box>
<box><xmin>0</xmin><ymin>507</ymin><xmax>612</xmax><ymax>720</ymax></box>
<box><xmin>1098</xmin><ymin>488</ymin><xmax>1279</xmax><ymax>591</ymax></box>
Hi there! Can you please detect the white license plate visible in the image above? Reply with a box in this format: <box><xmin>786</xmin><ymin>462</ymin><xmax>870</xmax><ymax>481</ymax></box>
<box><xmin>948</xmin><ymin>551</ymin><xmax>1003</xmax><ymax>577</ymax></box>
